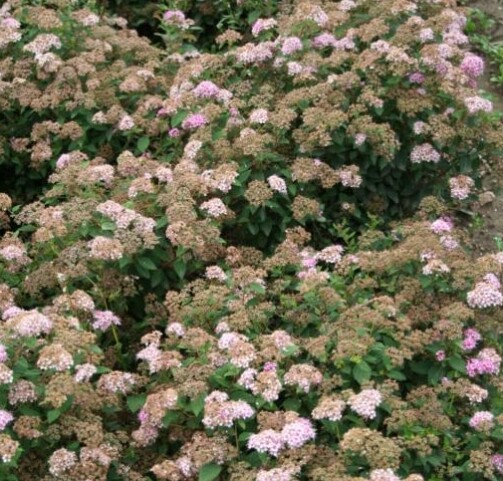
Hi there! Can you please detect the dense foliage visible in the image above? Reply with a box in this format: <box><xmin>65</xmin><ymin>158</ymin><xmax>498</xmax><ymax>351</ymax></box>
<box><xmin>0</xmin><ymin>1</ymin><xmax>501</xmax><ymax>481</ymax></box>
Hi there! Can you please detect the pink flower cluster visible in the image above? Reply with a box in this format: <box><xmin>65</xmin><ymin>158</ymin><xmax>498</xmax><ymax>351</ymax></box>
<box><xmin>370</xmin><ymin>469</ymin><xmax>401</xmax><ymax>481</ymax></box>
<box><xmin>251</xmin><ymin>18</ymin><xmax>277</xmax><ymax>37</ymax></box>
<box><xmin>202</xmin><ymin>391</ymin><xmax>254</xmax><ymax>428</ymax></box>
<box><xmin>466</xmin><ymin>348</ymin><xmax>501</xmax><ymax>377</ymax></box>
<box><xmin>462</xmin><ymin>328</ymin><xmax>481</xmax><ymax>351</ymax></box>
<box><xmin>163</xmin><ymin>10</ymin><xmax>194</xmax><ymax>30</ymax></box>
<box><xmin>460</xmin><ymin>54</ymin><xmax>484</xmax><ymax>78</ymax></box>
<box><xmin>281</xmin><ymin>37</ymin><xmax>303</xmax><ymax>55</ymax></box>
<box><xmin>410</xmin><ymin>143</ymin><xmax>441</xmax><ymax>163</ymax></box>
<box><xmin>200</xmin><ymin>198</ymin><xmax>228</xmax><ymax>218</ymax></box>
<box><xmin>92</xmin><ymin>310</ymin><xmax>121</xmax><ymax>331</ymax></box>
<box><xmin>267</xmin><ymin>175</ymin><xmax>287</xmax><ymax>194</ymax></box>
<box><xmin>348</xmin><ymin>389</ymin><xmax>383</xmax><ymax>419</ymax></box>
<box><xmin>467</xmin><ymin>274</ymin><xmax>503</xmax><ymax>309</ymax></box>
<box><xmin>469</xmin><ymin>411</ymin><xmax>494</xmax><ymax>431</ymax></box>
<box><xmin>449</xmin><ymin>175</ymin><xmax>474</xmax><ymax>200</ymax></box>
<box><xmin>464</xmin><ymin>96</ymin><xmax>493</xmax><ymax>114</ymax></box>
<box><xmin>181</xmin><ymin>113</ymin><xmax>208</xmax><ymax>129</ymax></box>
<box><xmin>192</xmin><ymin>80</ymin><xmax>220</xmax><ymax>99</ymax></box>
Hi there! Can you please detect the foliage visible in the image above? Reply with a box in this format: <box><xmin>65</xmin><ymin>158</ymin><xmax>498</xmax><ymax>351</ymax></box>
<box><xmin>0</xmin><ymin>1</ymin><xmax>501</xmax><ymax>481</ymax></box>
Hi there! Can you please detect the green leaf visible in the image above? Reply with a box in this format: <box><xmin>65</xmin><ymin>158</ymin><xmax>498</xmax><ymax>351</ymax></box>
<box><xmin>172</xmin><ymin>110</ymin><xmax>188</xmax><ymax>127</ymax></box>
<box><xmin>127</xmin><ymin>394</ymin><xmax>146</xmax><ymax>413</ymax></box>
<box><xmin>190</xmin><ymin>395</ymin><xmax>205</xmax><ymax>417</ymax></box>
<box><xmin>100</xmin><ymin>221</ymin><xmax>116</xmax><ymax>232</ymax></box>
<box><xmin>353</xmin><ymin>361</ymin><xmax>372</xmax><ymax>384</ymax></box>
<box><xmin>137</xmin><ymin>257</ymin><xmax>157</xmax><ymax>271</ymax></box>
<box><xmin>162</xmin><ymin>411</ymin><xmax>179</xmax><ymax>428</ymax></box>
<box><xmin>137</xmin><ymin>136</ymin><xmax>150</xmax><ymax>153</ymax></box>
<box><xmin>47</xmin><ymin>409</ymin><xmax>61</xmax><ymax>423</ymax></box>
<box><xmin>388</xmin><ymin>370</ymin><xmax>406</xmax><ymax>381</ymax></box>
<box><xmin>448</xmin><ymin>355</ymin><xmax>466</xmax><ymax>374</ymax></box>
<box><xmin>173</xmin><ymin>258</ymin><xmax>186</xmax><ymax>280</ymax></box>
<box><xmin>199</xmin><ymin>463</ymin><xmax>222</xmax><ymax>481</ymax></box>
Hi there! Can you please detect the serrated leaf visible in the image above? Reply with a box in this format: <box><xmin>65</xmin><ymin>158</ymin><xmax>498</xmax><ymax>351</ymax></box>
<box><xmin>388</xmin><ymin>370</ymin><xmax>406</xmax><ymax>381</ymax></box>
<box><xmin>47</xmin><ymin>409</ymin><xmax>61</xmax><ymax>423</ymax></box>
<box><xmin>353</xmin><ymin>361</ymin><xmax>372</xmax><ymax>384</ymax></box>
<box><xmin>448</xmin><ymin>356</ymin><xmax>466</xmax><ymax>374</ymax></box>
<box><xmin>137</xmin><ymin>136</ymin><xmax>150</xmax><ymax>153</ymax></box>
<box><xmin>173</xmin><ymin>258</ymin><xmax>186</xmax><ymax>280</ymax></box>
<box><xmin>190</xmin><ymin>395</ymin><xmax>205</xmax><ymax>416</ymax></box>
<box><xmin>172</xmin><ymin>110</ymin><xmax>188</xmax><ymax>127</ymax></box>
<box><xmin>137</xmin><ymin>257</ymin><xmax>157</xmax><ymax>271</ymax></box>
<box><xmin>127</xmin><ymin>394</ymin><xmax>146</xmax><ymax>413</ymax></box>
<box><xmin>199</xmin><ymin>463</ymin><xmax>222</xmax><ymax>481</ymax></box>
<box><xmin>162</xmin><ymin>411</ymin><xmax>179</xmax><ymax>428</ymax></box>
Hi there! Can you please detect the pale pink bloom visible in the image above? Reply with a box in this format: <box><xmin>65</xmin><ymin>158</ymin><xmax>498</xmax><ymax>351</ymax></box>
<box><xmin>252</xmin><ymin>18</ymin><xmax>277</xmax><ymax>37</ymax></box>
<box><xmin>248</xmin><ymin>429</ymin><xmax>284</xmax><ymax>457</ymax></box>
<box><xmin>281</xmin><ymin>418</ymin><xmax>316</xmax><ymax>448</ymax></box>
<box><xmin>205</xmin><ymin>265</ymin><xmax>227</xmax><ymax>282</ymax></box>
<box><xmin>166</xmin><ymin>322</ymin><xmax>185</xmax><ymax>337</ymax></box>
<box><xmin>118</xmin><ymin>115</ymin><xmax>135</xmax><ymax>131</ymax></box>
<box><xmin>281</xmin><ymin>37</ymin><xmax>303</xmax><ymax>55</ymax></box>
<box><xmin>348</xmin><ymin>389</ymin><xmax>382</xmax><ymax>419</ymax></box>
<box><xmin>250</xmin><ymin>108</ymin><xmax>269</xmax><ymax>124</ymax></box>
<box><xmin>469</xmin><ymin>411</ymin><xmax>494</xmax><ymax>431</ymax></box>
<box><xmin>267</xmin><ymin>175</ymin><xmax>287</xmax><ymax>194</ymax></box>
<box><xmin>200</xmin><ymin>198</ymin><xmax>228</xmax><ymax>218</ymax></box>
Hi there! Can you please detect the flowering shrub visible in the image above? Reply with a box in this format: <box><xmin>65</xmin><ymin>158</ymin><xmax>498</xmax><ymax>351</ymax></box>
<box><xmin>0</xmin><ymin>1</ymin><xmax>502</xmax><ymax>481</ymax></box>
<box><xmin>0</xmin><ymin>212</ymin><xmax>502</xmax><ymax>480</ymax></box>
<box><xmin>0</xmin><ymin>1</ymin><xmax>168</xmax><ymax>202</ymax></box>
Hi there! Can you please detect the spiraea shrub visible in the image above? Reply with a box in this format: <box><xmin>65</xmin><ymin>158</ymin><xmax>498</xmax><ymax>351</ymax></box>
<box><xmin>0</xmin><ymin>0</ymin><xmax>501</xmax><ymax>481</ymax></box>
<box><xmin>0</xmin><ymin>208</ymin><xmax>503</xmax><ymax>481</ymax></box>
<box><xmin>0</xmin><ymin>0</ymin><xmax>169</xmax><ymax>203</ymax></box>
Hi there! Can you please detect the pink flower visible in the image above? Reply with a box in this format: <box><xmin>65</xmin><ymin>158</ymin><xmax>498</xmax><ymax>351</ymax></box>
<box><xmin>200</xmin><ymin>198</ymin><xmax>228</xmax><ymax>218</ymax></box>
<box><xmin>118</xmin><ymin>115</ymin><xmax>135</xmax><ymax>131</ymax></box>
<box><xmin>267</xmin><ymin>175</ymin><xmax>287</xmax><ymax>194</ymax></box>
<box><xmin>281</xmin><ymin>37</ymin><xmax>303</xmax><ymax>55</ymax></box>
<box><xmin>0</xmin><ymin>410</ymin><xmax>13</xmax><ymax>431</ymax></box>
<box><xmin>182</xmin><ymin>113</ymin><xmax>208</xmax><ymax>129</ymax></box>
<box><xmin>460</xmin><ymin>53</ymin><xmax>484</xmax><ymax>78</ymax></box>
<box><xmin>248</xmin><ymin>429</ymin><xmax>284</xmax><ymax>457</ymax></box>
<box><xmin>92</xmin><ymin>310</ymin><xmax>121</xmax><ymax>331</ymax></box>
<box><xmin>464</xmin><ymin>96</ymin><xmax>493</xmax><ymax>114</ymax></box>
<box><xmin>281</xmin><ymin>418</ymin><xmax>316</xmax><ymax>448</ymax></box>
<box><xmin>250</xmin><ymin>108</ymin><xmax>269</xmax><ymax>124</ymax></box>
<box><xmin>205</xmin><ymin>265</ymin><xmax>227</xmax><ymax>282</ymax></box>
<box><xmin>251</xmin><ymin>18</ymin><xmax>277</xmax><ymax>37</ymax></box>
<box><xmin>492</xmin><ymin>454</ymin><xmax>503</xmax><ymax>474</ymax></box>
<box><xmin>193</xmin><ymin>81</ymin><xmax>220</xmax><ymax>98</ymax></box>
<box><xmin>435</xmin><ymin>350</ymin><xmax>445</xmax><ymax>361</ymax></box>
<box><xmin>348</xmin><ymin>389</ymin><xmax>382</xmax><ymax>419</ymax></box>
<box><xmin>370</xmin><ymin>469</ymin><xmax>401</xmax><ymax>481</ymax></box>
<box><xmin>313</xmin><ymin>33</ymin><xmax>336</xmax><ymax>49</ymax></box>
<box><xmin>409</xmin><ymin>72</ymin><xmax>425</xmax><ymax>84</ymax></box>
<box><xmin>166</xmin><ymin>322</ymin><xmax>185</xmax><ymax>337</ymax></box>
<box><xmin>467</xmin><ymin>348</ymin><xmax>501</xmax><ymax>377</ymax></box>
<box><xmin>469</xmin><ymin>411</ymin><xmax>494</xmax><ymax>431</ymax></box>
<box><xmin>168</xmin><ymin>128</ymin><xmax>181</xmax><ymax>137</ymax></box>
<box><xmin>462</xmin><ymin>329</ymin><xmax>481</xmax><ymax>351</ymax></box>
<box><xmin>410</xmin><ymin>143</ymin><xmax>441</xmax><ymax>163</ymax></box>
<box><xmin>430</xmin><ymin>216</ymin><xmax>453</xmax><ymax>234</ymax></box>
<box><xmin>467</xmin><ymin>280</ymin><xmax>503</xmax><ymax>309</ymax></box>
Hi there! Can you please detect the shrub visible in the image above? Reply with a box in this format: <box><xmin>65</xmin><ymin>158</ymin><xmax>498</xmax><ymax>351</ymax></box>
<box><xmin>0</xmin><ymin>0</ymin><xmax>168</xmax><ymax>203</ymax></box>
<box><xmin>0</xmin><ymin>1</ymin><xmax>502</xmax><ymax>481</ymax></box>
<box><xmin>0</xmin><ymin>215</ymin><xmax>502</xmax><ymax>480</ymax></box>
